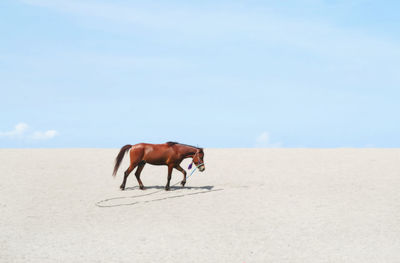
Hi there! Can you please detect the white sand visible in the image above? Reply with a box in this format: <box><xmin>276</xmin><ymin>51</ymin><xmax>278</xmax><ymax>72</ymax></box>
<box><xmin>1</xmin><ymin>148</ymin><xmax>400</xmax><ymax>262</ymax></box>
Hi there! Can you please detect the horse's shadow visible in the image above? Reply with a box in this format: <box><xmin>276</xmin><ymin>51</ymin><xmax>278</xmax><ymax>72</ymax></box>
<box><xmin>125</xmin><ymin>185</ymin><xmax>215</xmax><ymax>191</ymax></box>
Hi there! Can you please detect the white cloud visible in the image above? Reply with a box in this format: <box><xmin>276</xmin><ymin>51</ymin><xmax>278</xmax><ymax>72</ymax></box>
<box><xmin>255</xmin><ymin>132</ymin><xmax>282</xmax><ymax>148</ymax></box>
<box><xmin>0</xmin><ymin>122</ymin><xmax>29</xmax><ymax>137</ymax></box>
<box><xmin>256</xmin><ymin>132</ymin><xmax>270</xmax><ymax>144</ymax></box>
<box><xmin>31</xmin><ymin>130</ymin><xmax>58</xmax><ymax>140</ymax></box>
<box><xmin>0</xmin><ymin>123</ymin><xmax>58</xmax><ymax>140</ymax></box>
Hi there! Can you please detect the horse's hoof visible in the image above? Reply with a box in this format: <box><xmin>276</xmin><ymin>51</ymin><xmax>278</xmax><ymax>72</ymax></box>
<box><xmin>181</xmin><ymin>181</ymin><xmax>186</xmax><ymax>187</ymax></box>
<box><xmin>140</xmin><ymin>186</ymin><xmax>145</xmax><ymax>190</ymax></box>
<box><xmin>165</xmin><ymin>186</ymin><xmax>170</xmax><ymax>191</ymax></box>
<box><xmin>120</xmin><ymin>185</ymin><xmax>125</xmax><ymax>191</ymax></box>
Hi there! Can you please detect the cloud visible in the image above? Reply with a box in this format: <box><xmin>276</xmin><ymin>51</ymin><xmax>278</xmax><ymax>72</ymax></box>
<box><xmin>256</xmin><ymin>132</ymin><xmax>270</xmax><ymax>145</ymax></box>
<box><xmin>31</xmin><ymin>130</ymin><xmax>58</xmax><ymax>140</ymax></box>
<box><xmin>255</xmin><ymin>132</ymin><xmax>282</xmax><ymax>148</ymax></box>
<box><xmin>0</xmin><ymin>123</ymin><xmax>58</xmax><ymax>140</ymax></box>
<box><xmin>0</xmin><ymin>122</ymin><xmax>29</xmax><ymax>137</ymax></box>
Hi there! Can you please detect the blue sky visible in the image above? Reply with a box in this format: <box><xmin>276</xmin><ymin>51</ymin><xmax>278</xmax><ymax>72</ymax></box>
<box><xmin>1</xmin><ymin>0</ymin><xmax>399</xmax><ymax>148</ymax></box>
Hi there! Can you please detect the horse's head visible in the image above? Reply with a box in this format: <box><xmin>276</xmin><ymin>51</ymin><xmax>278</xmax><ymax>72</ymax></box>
<box><xmin>192</xmin><ymin>148</ymin><xmax>205</xmax><ymax>172</ymax></box>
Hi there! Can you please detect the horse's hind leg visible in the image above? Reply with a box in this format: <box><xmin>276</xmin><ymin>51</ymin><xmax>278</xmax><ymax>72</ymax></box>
<box><xmin>135</xmin><ymin>162</ymin><xmax>146</xmax><ymax>190</ymax></box>
<box><xmin>175</xmin><ymin>164</ymin><xmax>187</xmax><ymax>187</ymax></box>
<box><xmin>120</xmin><ymin>148</ymin><xmax>143</xmax><ymax>190</ymax></box>
<box><xmin>120</xmin><ymin>164</ymin><xmax>136</xmax><ymax>190</ymax></box>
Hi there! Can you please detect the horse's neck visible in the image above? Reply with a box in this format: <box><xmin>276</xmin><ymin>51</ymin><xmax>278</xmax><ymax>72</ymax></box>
<box><xmin>181</xmin><ymin>146</ymin><xmax>197</xmax><ymax>158</ymax></box>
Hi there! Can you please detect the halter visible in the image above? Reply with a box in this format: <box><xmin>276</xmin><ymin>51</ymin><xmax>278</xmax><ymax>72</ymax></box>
<box><xmin>188</xmin><ymin>151</ymin><xmax>204</xmax><ymax>170</ymax></box>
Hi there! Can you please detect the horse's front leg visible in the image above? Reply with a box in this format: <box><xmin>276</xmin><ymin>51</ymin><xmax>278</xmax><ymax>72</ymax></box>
<box><xmin>165</xmin><ymin>165</ymin><xmax>173</xmax><ymax>191</ymax></box>
<box><xmin>175</xmin><ymin>165</ymin><xmax>187</xmax><ymax>187</ymax></box>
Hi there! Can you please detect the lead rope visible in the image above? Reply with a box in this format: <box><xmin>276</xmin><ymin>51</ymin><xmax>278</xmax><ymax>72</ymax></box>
<box><xmin>95</xmin><ymin>164</ymin><xmax>201</xmax><ymax>208</ymax></box>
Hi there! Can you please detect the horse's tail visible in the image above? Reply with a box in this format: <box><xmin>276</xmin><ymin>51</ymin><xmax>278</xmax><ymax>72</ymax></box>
<box><xmin>112</xmin><ymin>144</ymin><xmax>132</xmax><ymax>177</ymax></box>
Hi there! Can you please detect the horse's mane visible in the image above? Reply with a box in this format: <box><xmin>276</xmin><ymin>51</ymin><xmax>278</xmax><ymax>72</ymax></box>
<box><xmin>166</xmin><ymin>141</ymin><xmax>203</xmax><ymax>151</ymax></box>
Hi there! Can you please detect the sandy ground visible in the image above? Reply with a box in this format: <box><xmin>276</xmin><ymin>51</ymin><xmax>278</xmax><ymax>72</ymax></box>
<box><xmin>1</xmin><ymin>148</ymin><xmax>400</xmax><ymax>262</ymax></box>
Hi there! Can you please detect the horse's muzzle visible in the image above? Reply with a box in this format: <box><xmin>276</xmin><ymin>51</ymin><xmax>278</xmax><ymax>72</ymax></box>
<box><xmin>198</xmin><ymin>165</ymin><xmax>205</xmax><ymax>172</ymax></box>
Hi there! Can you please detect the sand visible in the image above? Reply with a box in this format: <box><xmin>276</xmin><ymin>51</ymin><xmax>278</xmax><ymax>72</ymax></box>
<box><xmin>1</xmin><ymin>148</ymin><xmax>400</xmax><ymax>262</ymax></box>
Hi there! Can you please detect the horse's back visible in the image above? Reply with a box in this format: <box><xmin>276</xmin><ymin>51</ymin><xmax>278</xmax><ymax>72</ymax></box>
<box><xmin>131</xmin><ymin>142</ymin><xmax>175</xmax><ymax>164</ymax></box>
<box><xmin>131</xmin><ymin>142</ymin><xmax>170</xmax><ymax>151</ymax></box>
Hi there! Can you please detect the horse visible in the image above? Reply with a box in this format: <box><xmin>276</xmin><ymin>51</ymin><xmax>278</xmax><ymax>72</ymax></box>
<box><xmin>112</xmin><ymin>142</ymin><xmax>205</xmax><ymax>191</ymax></box>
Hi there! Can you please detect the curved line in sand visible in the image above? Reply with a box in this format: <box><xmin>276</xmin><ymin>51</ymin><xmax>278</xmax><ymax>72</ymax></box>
<box><xmin>96</xmin><ymin>188</ymin><xmax>223</xmax><ymax>208</ymax></box>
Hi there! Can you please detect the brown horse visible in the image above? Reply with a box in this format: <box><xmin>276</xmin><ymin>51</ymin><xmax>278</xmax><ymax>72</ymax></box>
<box><xmin>112</xmin><ymin>142</ymin><xmax>205</xmax><ymax>191</ymax></box>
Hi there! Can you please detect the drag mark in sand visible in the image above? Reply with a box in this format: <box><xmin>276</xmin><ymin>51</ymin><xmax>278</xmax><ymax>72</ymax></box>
<box><xmin>96</xmin><ymin>187</ymin><xmax>223</xmax><ymax>208</ymax></box>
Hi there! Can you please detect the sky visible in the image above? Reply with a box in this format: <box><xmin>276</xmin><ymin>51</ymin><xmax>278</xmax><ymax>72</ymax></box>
<box><xmin>1</xmin><ymin>0</ymin><xmax>400</xmax><ymax>148</ymax></box>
